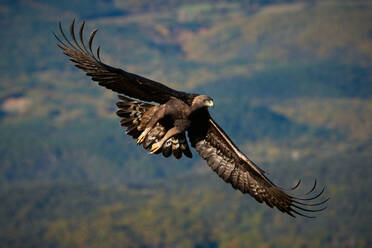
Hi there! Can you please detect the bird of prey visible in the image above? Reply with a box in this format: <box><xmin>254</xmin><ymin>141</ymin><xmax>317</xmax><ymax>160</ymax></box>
<box><xmin>55</xmin><ymin>20</ymin><xmax>328</xmax><ymax>218</ymax></box>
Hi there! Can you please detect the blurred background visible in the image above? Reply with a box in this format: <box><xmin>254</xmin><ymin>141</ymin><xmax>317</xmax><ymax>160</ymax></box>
<box><xmin>1</xmin><ymin>0</ymin><xmax>371</xmax><ymax>247</ymax></box>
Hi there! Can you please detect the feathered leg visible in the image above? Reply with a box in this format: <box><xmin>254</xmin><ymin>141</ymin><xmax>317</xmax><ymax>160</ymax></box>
<box><xmin>137</xmin><ymin>105</ymin><xmax>165</xmax><ymax>144</ymax></box>
<box><xmin>150</xmin><ymin>127</ymin><xmax>182</xmax><ymax>154</ymax></box>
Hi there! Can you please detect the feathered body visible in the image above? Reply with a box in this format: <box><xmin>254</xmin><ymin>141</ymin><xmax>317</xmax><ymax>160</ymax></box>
<box><xmin>116</xmin><ymin>95</ymin><xmax>202</xmax><ymax>159</ymax></box>
<box><xmin>55</xmin><ymin>20</ymin><xmax>328</xmax><ymax>218</ymax></box>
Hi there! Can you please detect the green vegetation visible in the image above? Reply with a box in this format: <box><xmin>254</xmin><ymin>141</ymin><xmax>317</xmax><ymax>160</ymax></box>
<box><xmin>0</xmin><ymin>0</ymin><xmax>371</xmax><ymax>247</ymax></box>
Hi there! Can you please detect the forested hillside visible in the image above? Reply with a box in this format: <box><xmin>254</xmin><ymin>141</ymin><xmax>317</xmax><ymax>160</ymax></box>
<box><xmin>1</xmin><ymin>0</ymin><xmax>371</xmax><ymax>247</ymax></box>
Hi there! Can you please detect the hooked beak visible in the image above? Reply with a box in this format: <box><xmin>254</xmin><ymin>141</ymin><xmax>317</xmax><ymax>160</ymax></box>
<box><xmin>205</xmin><ymin>99</ymin><xmax>214</xmax><ymax>108</ymax></box>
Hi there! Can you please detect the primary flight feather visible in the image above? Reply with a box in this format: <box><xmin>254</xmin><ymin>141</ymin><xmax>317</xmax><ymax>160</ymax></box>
<box><xmin>55</xmin><ymin>20</ymin><xmax>328</xmax><ymax>218</ymax></box>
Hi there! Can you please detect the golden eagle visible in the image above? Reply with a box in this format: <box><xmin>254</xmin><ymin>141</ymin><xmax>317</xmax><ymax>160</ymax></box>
<box><xmin>55</xmin><ymin>20</ymin><xmax>328</xmax><ymax>218</ymax></box>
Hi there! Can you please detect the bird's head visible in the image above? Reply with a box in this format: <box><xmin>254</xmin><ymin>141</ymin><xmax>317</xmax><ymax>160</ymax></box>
<box><xmin>191</xmin><ymin>95</ymin><xmax>214</xmax><ymax>110</ymax></box>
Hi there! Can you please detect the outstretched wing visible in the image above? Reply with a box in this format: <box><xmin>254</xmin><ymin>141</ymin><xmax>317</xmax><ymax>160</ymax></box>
<box><xmin>54</xmin><ymin>19</ymin><xmax>193</xmax><ymax>104</ymax></box>
<box><xmin>188</xmin><ymin>109</ymin><xmax>328</xmax><ymax>218</ymax></box>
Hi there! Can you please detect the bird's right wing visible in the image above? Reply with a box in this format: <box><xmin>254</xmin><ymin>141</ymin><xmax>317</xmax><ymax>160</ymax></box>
<box><xmin>188</xmin><ymin>110</ymin><xmax>328</xmax><ymax>218</ymax></box>
<box><xmin>55</xmin><ymin>20</ymin><xmax>192</xmax><ymax>104</ymax></box>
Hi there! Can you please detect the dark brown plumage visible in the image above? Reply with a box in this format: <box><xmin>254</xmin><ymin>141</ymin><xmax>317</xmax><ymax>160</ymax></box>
<box><xmin>55</xmin><ymin>20</ymin><xmax>328</xmax><ymax>218</ymax></box>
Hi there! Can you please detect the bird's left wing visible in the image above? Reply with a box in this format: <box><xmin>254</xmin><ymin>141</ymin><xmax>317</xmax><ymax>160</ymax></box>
<box><xmin>54</xmin><ymin>20</ymin><xmax>192</xmax><ymax>104</ymax></box>
<box><xmin>188</xmin><ymin>110</ymin><xmax>328</xmax><ymax>218</ymax></box>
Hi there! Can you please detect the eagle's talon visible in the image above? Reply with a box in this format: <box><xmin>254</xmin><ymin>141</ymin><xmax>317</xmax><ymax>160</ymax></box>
<box><xmin>150</xmin><ymin>142</ymin><xmax>161</xmax><ymax>154</ymax></box>
<box><xmin>137</xmin><ymin>128</ymin><xmax>150</xmax><ymax>144</ymax></box>
<box><xmin>137</xmin><ymin>133</ymin><xmax>145</xmax><ymax>144</ymax></box>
